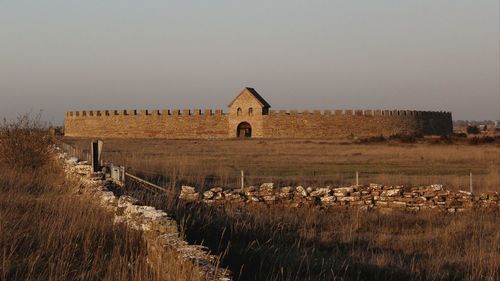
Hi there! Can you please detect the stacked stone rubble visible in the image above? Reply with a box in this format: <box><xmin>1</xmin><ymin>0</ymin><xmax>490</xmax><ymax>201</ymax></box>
<box><xmin>179</xmin><ymin>183</ymin><xmax>499</xmax><ymax>213</ymax></box>
<box><xmin>61</xmin><ymin>153</ymin><xmax>231</xmax><ymax>281</ymax></box>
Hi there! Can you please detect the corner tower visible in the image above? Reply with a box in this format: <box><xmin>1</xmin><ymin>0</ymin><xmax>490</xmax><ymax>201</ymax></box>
<box><xmin>228</xmin><ymin>87</ymin><xmax>271</xmax><ymax>138</ymax></box>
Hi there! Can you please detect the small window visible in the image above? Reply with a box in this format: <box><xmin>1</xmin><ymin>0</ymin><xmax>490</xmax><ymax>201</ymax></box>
<box><xmin>248</xmin><ymin>107</ymin><xmax>253</xmax><ymax>116</ymax></box>
<box><xmin>237</xmin><ymin>107</ymin><xmax>242</xmax><ymax>116</ymax></box>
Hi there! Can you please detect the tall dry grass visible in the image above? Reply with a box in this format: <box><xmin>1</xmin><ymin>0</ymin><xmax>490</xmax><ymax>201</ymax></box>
<box><xmin>120</xmin><ymin>182</ymin><xmax>499</xmax><ymax>281</ymax></box>
<box><xmin>0</xmin><ymin>116</ymin><xmax>202</xmax><ymax>281</ymax></box>
<box><xmin>71</xmin><ymin>137</ymin><xmax>499</xmax><ymax>281</ymax></box>
<box><xmin>0</xmin><ymin>113</ymin><xmax>54</xmax><ymax>169</ymax></box>
<box><xmin>0</xmin><ymin>165</ymin><xmax>160</xmax><ymax>281</ymax></box>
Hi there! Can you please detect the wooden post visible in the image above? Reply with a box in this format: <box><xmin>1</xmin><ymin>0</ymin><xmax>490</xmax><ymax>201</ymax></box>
<box><xmin>91</xmin><ymin>140</ymin><xmax>103</xmax><ymax>173</ymax></box>
<box><xmin>120</xmin><ymin>166</ymin><xmax>125</xmax><ymax>183</ymax></box>
<box><xmin>98</xmin><ymin>140</ymin><xmax>103</xmax><ymax>164</ymax></box>
<box><xmin>469</xmin><ymin>171</ymin><xmax>473</xmax><ymax>193</ymax></box>
<box><xmin>241</xmin><ymin>170</ymin><xmax>244</xmax><ymax>189</ymax></box>
<box><xmin>356</xmin><ymin>171</ymin><xmax>359</xmax><ymax>186</ymax></box>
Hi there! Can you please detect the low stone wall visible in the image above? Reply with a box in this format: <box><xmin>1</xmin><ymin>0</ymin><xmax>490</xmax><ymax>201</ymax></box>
<box><xmin>61</xmin><ymin>156</ymin><xmax>231</xmax><ymax>281</ymax></box>
<box><xmin>180</xmin><ymin>183</ymin><xmax>499</xmax><ymax>213</ymax></box>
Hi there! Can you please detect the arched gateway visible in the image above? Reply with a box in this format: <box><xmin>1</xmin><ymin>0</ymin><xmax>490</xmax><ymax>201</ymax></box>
<box><xmin>237</xmin><ymin>122</ymin><xmax>252</xmax><ymax>138</ymax></box>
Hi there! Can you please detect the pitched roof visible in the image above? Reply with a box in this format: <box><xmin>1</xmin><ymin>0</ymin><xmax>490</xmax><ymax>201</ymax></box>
<box><xmin>228</xmin><ymin>87</ymin><xmax>271</xmax><ymax>108</ymax></box>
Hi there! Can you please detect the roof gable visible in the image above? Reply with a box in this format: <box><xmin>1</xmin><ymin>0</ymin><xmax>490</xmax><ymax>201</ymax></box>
<box><xmin>228</xmin><ymin>87</ymin><xmax>271</xmax><ymax>108</ymax></box>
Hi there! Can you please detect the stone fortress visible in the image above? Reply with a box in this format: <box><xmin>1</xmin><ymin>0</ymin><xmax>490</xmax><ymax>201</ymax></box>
<box><xmin>65</xmin><ymin>88</ymin><xmax>453</xmax><ymax>139</ymax></box>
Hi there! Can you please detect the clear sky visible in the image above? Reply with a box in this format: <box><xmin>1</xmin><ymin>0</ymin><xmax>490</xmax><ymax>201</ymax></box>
<box><xmin>1</xmin><ymin>1</ymin><xmax>498</xmax><ymax>124</ymax></box>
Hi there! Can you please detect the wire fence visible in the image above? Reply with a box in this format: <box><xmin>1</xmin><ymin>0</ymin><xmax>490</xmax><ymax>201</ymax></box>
<box><xmin>58</xmin><ymin>140</ymin><xmax>362</xmax><ymax>190</ymax></box>
<box><xmin>59</xmin><ymin>142</ymin><xmax>92</xmax><ymax>163</ymax></box>
<box><xmin>58</xmin><ymin>140</ymin><xmax>488</xmax><ymax>193</ymax></box>
<box><xmin>59</xmin><ymin>141</ymin><xmax>169</xmax><ymax>193</ymax></box>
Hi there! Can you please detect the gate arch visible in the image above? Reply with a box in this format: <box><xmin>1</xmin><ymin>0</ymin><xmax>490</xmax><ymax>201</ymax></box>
<box><xmin>237</xmin><ymin>122</ymin><xmax>252</xmax><ymax>138</ymax></box>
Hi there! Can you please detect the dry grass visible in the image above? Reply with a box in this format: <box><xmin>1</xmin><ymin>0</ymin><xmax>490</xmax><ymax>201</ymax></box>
<box><xmin>62</xmin><ymin>137</ymin><xmax>500</xmax><ymax>281</ymax></box>
<box><xmin>122</xmin><ymin>187</ymin><xmax>500</xmax><ymax>281</ymax></box>
<box><xmin>61</xmin><ymin>137</ymin><xmax>500</xmax><ymax>280</ymax></box>
<box><xmin>0</xmin><ymin>113</ymin><xmax>54</xmax><ymax>169</ymax></box>
<box><xmin>0</xmin><ymin>117</ymin><xmax>203</xmax><ymax>281</ymax></box>
<box><xmin>64</xmin><ymin>138</ymin><xmax>500</xmax><ymax>192</ymax></box>
<box><xmin>0</xmin><ymin>163</ymin><xmax>158</xmax><ymax>281</ymax></box>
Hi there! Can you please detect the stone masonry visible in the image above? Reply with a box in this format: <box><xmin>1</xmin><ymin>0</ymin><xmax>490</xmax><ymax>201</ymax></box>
<box><xmin>60</xmin><ymin>152</ymin><xmax>232</xmax><ymax>281</ymax></box>
<box><xmin>179</xmin><ymin>183</ymin><xmax>499</xmax><ymax>213</ymax></box>
<box><xmin>65</xmin><ymin>87</ymin><xmax>453</xmax><ymax>139</ymax></box>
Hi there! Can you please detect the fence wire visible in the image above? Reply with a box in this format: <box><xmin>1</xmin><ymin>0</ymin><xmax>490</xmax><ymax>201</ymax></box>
<box><xmin>58</xmin><ymin>141</ymin><xmax>481</xmax><ymax>193</ymax></box>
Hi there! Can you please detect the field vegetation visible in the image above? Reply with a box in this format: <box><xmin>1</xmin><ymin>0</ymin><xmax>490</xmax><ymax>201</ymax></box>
<box><xmin>65</xmin><ymin>136</ymin><xmax>499</xmax><ymax>281</ymax></box>
<box><xmin>123</xmin><ymin>183</ymin><xmax>499</xmax><ymax>281</ymax></box>
<box><xmin>64</xmin><ymin>137</ymin><xmax>500</xmax><ymax>193</ymax></box>
<box><xmin>0</xmin><ymin>115</ymin><xmax>199</xmax><ymax>281</ymax></box>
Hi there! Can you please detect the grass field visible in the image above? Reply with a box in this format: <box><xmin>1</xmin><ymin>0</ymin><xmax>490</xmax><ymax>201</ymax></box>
<box><xmin>0</xmin><ymin>116</ymin><xmax>201</xmax><ymax>281</ymax></box>
<box><xmin>64</xmin><ymin>138</ymin><xmax>500</xmax><ymax>192</ymax></box>
<box><xmin>0</xmin><ymin>162</ymin><xmax>159</xmax><ymax>281</ymax></box>
<box><xmin>62</xmin><ymin>137</ymin><xmax>500</xmax><ymax>281</ymax></box>
<box><xmin>123</xmin><ymin>176</ymin><xmax>500</xmax><ymax>281</ymax></box>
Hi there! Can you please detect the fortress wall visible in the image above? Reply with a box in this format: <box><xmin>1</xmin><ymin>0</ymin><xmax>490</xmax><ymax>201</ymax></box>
<box><xmin>65</xmin><ymin>109</ymin><xmax>452</xmax><ymax>139</ymax></box>
<box><xmin>420</xmin><ymin>111</ymin><xmax>453</xmax><ymax>135</ymax></box>
<box><xmin>65</xmin><ymin>109</ymin><xmax>229</xmax><ymax>139</ymax></box>
<box><xmin>262</xmin><ymin>110</ymin><xmax>452</xmax><ymax>138</ymax></box>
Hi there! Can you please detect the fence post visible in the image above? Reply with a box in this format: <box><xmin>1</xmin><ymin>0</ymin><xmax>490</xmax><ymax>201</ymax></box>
<box><xmin>91</xmin><ymin>140</ymin><xmax>103</xmax><ymax>173</ymax></box>
<box><xmin>241</xmin><ymin>170</ymin><xmax>244</xmax><ymax>189</ymax></box>
<box><xmin>120</xmin><ymin>166</ymin><xmax>125</xmax><ymax>184</ymax></box>
<box><xmin>469</xmin><ymin>171</ymin><xmax>473</xmax><ymax>193</ymax></box>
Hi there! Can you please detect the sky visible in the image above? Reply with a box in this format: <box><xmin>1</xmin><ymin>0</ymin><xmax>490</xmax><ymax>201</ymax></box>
<box><xmin>0</xmin><ymin>1</ymin><xmax>498</xmax><ymax>124</ymax></box>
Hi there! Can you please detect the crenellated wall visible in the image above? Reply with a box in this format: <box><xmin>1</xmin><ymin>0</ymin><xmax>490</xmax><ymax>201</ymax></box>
<box><xmin>262</xmin><ymin>109</ymin><xmax>452</xmax><ymax>138</ymax></box>
<box><xmin>64</xmin><ymin>109</ymin><xmax>229</xmax><ymax>139</ymax></box>
<box><xmin>64</xmin><ymin>108</ymin><xmax>452</xmax><ymax>139</ymax></box>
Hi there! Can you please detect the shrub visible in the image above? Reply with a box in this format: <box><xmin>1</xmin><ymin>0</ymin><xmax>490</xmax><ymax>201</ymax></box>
<box><xmin>0</xmin><ymin>113</ymin><xmax>53</xmax><ymax>169</ymax></box>
<box><xmin>468</xmin><ymin>136</ymin><xmax>496</xmax><ymax>145</ymax></box>
<box><xmin>388</xmin><ymin>133</ymin><xmax>420</xmax><ymax>143</ymax></box>
<box><xmin>356</xmin><ymin>135</ymin><xmax>386</xmax><ymax>144</ymax></box>
<box><xmin>466</xmin><ymin>126</ymin><xmax>480</xmax><ymax>134</ymax></box>
<box><xmin>439</xmin><ymin>134</ymin><xmax>454</xmax><ymax>144</ymax></box>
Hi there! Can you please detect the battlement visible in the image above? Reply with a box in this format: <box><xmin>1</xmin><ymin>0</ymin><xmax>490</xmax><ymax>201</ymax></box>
<box><xmin>68</xmin><ymin>109</ymin><xmax>451</xmax><ymax>119</ymax></box>
<box><xmin>66</xmin><ymin>108</ymin><xmax>227</xmax><ymax>118</ymax></box>
<box><xmin>266</xmin><ymin>109</ymin><xmax>451</xmax><ymax>117</ymax></box>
